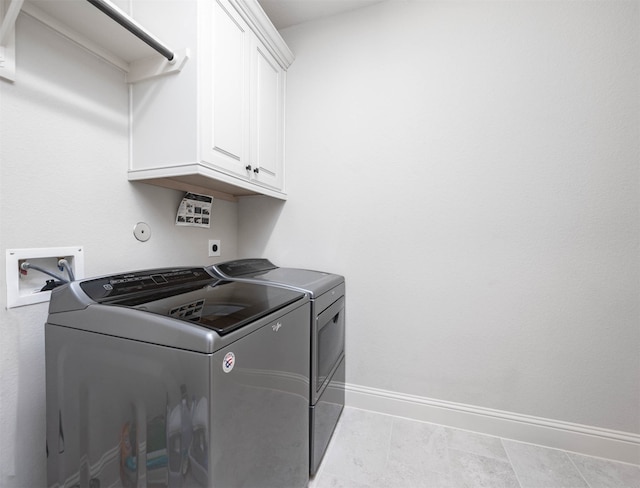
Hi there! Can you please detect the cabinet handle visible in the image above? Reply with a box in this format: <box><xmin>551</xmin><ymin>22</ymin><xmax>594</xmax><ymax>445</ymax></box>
<box><xmin>245</xmin><ymin>165</ymin><xmax>252</xmax><ymax>171</ymax></box>
<box><xmin>253</xmin><ymin>167</ymin><xmax>260</xmax><ymax>174</ymax></box>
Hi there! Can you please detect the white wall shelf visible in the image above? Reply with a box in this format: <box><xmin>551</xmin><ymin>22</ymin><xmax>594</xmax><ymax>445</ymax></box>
<box><xmin>3</xmin><ymin>0</ymin><xmax>188</xmax><ymax>83</ymax></box>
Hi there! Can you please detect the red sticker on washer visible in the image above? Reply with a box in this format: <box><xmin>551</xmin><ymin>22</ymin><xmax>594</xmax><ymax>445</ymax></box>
<box><xmin>223</xmin><ymin>352</ymin><xmax>235</xmax><ymax>373</ymax></box>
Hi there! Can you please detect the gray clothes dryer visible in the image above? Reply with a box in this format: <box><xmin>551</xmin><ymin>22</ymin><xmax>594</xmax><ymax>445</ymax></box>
<box><xmin>45</xmin><ymin>267</ymin><xmax>310</xmax><ymax>488</ymax></box>
<box><xmin>209</xmin><ymin>259</ymin><xmax>345</xmax><ymax>476</ymax></box>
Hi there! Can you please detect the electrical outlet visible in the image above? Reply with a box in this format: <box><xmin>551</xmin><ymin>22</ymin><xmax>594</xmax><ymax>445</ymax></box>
<box><xmin>208</xmin><ymin>239</ymin><xmax>221</xmax><ymax>257</ymax></box>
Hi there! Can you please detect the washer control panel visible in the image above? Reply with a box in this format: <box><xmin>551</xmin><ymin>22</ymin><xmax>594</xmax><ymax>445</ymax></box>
<box><xmin>79</xmin><ymin>267</ymin><xmax>213</xmax><ymax>302</ymax></box>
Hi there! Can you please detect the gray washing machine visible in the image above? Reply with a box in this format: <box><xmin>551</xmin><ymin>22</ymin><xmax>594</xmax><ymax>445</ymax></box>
<box><xmin>209</xmin><ymin>259</ymin><xmax>345</xmax><ymax>476</ymax></box>
<box><xmin>45</xmin><ymin>267</ymin><xmax>310</xmax><ymax>488</ymax></box>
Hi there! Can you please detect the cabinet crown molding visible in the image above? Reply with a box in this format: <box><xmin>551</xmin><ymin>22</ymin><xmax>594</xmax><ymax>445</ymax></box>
<box><xmin>230</xmin><ymin>0</ymin><xmax>295</xmax><ymax>69</ymax></box>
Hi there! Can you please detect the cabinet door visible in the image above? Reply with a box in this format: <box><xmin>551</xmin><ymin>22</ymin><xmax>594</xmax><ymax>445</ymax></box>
<box><xmin>250</xmin><ymin>41</ymin><xmax>285</xmax><ymax>191</ymax></box>
<box><xmin>207</xmin><ymin>0</ymin><xmax>252</xmax><ymax>178</ymax></box>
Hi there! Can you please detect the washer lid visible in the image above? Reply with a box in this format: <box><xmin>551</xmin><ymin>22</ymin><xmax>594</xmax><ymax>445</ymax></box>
<box><xmin>78</xmin><ymin>267</ymin><xmax>304</xmax><ymax>335</ymax></box>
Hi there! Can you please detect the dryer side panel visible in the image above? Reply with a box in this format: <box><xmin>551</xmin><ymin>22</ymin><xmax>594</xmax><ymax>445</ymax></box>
<box><xmin>45</xmin><ymin>324</ymin><xmax>211</xmax><ymax>488</ymax></box>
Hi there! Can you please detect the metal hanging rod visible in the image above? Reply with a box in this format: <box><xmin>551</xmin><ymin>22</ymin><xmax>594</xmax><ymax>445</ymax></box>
<box><xmin>86</xmin><ymin>0</ymin><xmax>174</xmax><ymax>61</ymax></box>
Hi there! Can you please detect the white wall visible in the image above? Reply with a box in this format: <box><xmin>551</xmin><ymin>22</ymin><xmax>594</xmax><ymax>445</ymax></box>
<box><xmin>239</xmin><ymin>0</ymin><xmax>640</xmax><ymax>437</ymax></box>
<box><xmin>0</xmin><ymin>14</ymin><xmax>238</xmax><ymax>486</ymax></box>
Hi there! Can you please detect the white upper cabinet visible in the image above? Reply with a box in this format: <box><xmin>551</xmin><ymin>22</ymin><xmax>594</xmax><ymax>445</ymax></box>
<box><xmin>130</xmin><ymin>0</ymin><xmax>293</xmax><ymax>200</ymax></box>
<box><xmin>205</xmin><ymin>0</ymin><xmax>284</xmax><ymax>191</ymax></box>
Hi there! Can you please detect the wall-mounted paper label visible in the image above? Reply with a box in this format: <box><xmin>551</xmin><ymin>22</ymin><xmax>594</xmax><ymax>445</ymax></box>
<box><xmin>176</xmin><ymin>192</ymin><xmax>213</xmax><ymax>228</ymax></box>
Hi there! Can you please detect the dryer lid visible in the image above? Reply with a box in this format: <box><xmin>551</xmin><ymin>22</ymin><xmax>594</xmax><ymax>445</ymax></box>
<box><xmin>211</xmin><ymin>259</ymin><xmax>344</xmax><ymax>297</ymax></box>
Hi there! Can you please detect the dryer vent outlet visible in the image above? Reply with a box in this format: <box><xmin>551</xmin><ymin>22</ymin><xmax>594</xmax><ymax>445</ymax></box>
<box><xmin>208</xmin><ymin>240</ymin><xmax>221</xmax><ymax>257</ymax></box>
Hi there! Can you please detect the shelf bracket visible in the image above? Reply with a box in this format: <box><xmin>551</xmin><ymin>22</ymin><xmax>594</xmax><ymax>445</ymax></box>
<box><xmin>0</xmin><ymin>0</ymin><xmax>23</xmax><ymax>81</ymax></box>
<box><xmin>126</xmin><ymin>47</ymin><xmax>189</xmax><ymax>84</ymax></box>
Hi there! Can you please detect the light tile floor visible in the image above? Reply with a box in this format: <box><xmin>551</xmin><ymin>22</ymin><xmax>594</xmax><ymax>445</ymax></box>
<box><xmin>309</xmin><ymin>407</ymin><xmax>640</xmax><ymax>488</ymax></box>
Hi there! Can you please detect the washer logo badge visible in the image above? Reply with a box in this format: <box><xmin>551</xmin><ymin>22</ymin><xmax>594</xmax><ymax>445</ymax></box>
<box><xmin>272</xmin><ymin>322</ymin><xmax>282</xmax><ymax>332</ymax></box>
<box><xmin>223</xmin><ymin>352</ymin><xmax>235</xmax><ymax>373</ymax></box>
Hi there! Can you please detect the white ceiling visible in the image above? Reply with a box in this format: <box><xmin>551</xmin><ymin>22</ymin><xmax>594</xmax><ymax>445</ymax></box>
<box><xmin>257</xmin><ymin>0</ymin><xmax>384</xmax><ymax>29</ymax></box>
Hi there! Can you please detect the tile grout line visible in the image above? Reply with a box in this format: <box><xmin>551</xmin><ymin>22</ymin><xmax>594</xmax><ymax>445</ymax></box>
<box><xmin>501</xmin><ymin>438</ymin><xmax>525</xmax><ymax>488</ymax></box>
<box><xmin>565</xmin><ymin>451</ymin><xmax>593</xmax><ymax>488</ymax></box>
<box><xmin>383</xmin><ymin>415</ymin><xmax>395</xmax><ymax>475</ymax></box>
<box><xmin>443</xmin><ymin>426</ymin><xmax>454</xmax><ymax>483</ymax></box>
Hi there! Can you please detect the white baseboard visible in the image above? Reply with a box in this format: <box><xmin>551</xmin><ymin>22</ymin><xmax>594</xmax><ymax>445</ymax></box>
<box><xmin>345</xmin><ymin>383</ymin><xmax>640</xmax><ymax>465</ymax></box>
